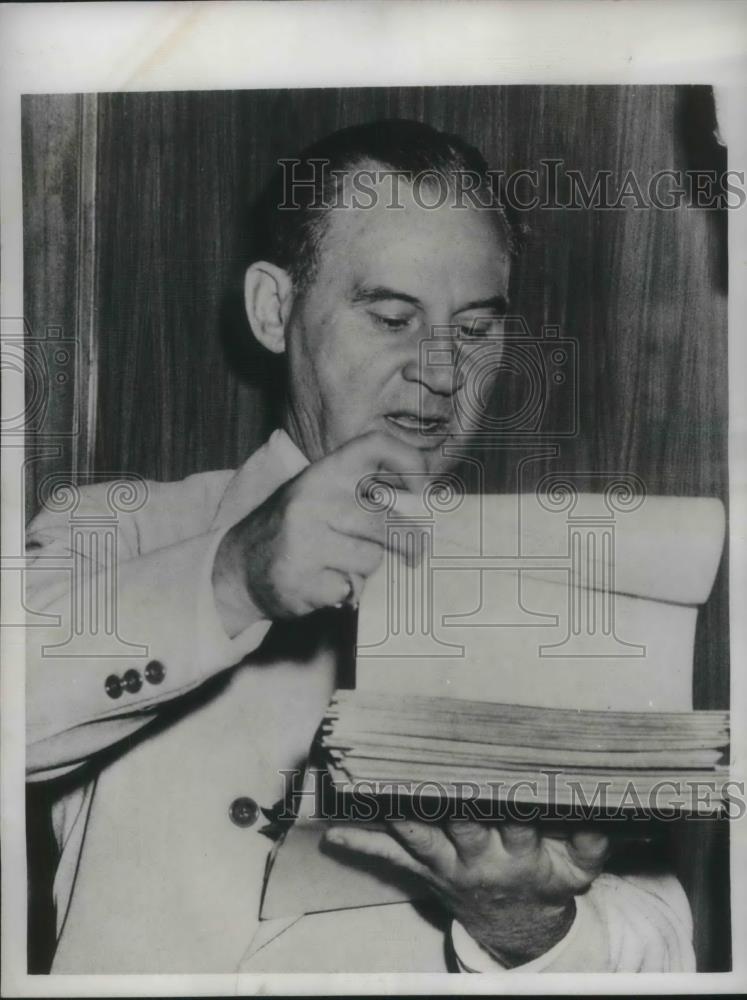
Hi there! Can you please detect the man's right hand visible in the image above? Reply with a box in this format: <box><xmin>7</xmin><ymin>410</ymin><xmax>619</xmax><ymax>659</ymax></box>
<box><xmin>212</xmin><ymin>431</ymin><xmax>429</xmax><ymax>634</ymax></box>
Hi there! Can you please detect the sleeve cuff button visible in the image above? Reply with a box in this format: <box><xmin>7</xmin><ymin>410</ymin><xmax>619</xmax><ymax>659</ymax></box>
<box><xmin>105</xmin><ymin>674</ymin><xmax>123</xmax><ymax>699</ymax></box>
<box><xmin>123</xmin><ymin>668</ymin><xmax>142</xmax><ymax>693</ymax></box>
<box><xmin>145</xmin><ymin>660</ymin><xmax>165</xmax><ymax>685</ymax></box>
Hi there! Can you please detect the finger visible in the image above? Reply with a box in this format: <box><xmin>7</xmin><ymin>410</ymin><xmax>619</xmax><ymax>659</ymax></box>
<box><xmin>497</xmin><ymin>821</ymin><xmax>539</xmax><ymax>855</ymax></box>
<box><xmin>326</xmin><ymin>571</ymin><xmax>365</xmax><ymax>609</ymax></box>
<box><xmin>444</xmin><ymin>819</ymin><xmax>492</xmax><ymax>862</ymax></box>
<box><xmin>568</xmin><ymin>829</ymin><xmax>610</xmax><ymax>872</ymax></box>
<box><xmin>338</xmin><ymin>430</ymin><xmax>429</xmax><ymax>495</ymax></box>
<box><xmin>315</xmin><ymin>568</ymin><xmax>358</xmax><ymax>610</ymax></box>
<box><xmin>335</xmin><ymin>508</ymin><xmax>427</xmax><ymax>568</ymax></box>
<box><xmin>324</xmin><ymin>826</ymin><xmax>431</xmax><ymax>880</ymax></box>
<box><xmin>326</xmin><ymin>531</ymin><xmax>384</xmax><ymax>577</ymax></box>
<box><xmin>347</xmin><ymin>572</ymin><xmax>365</xmax><ymax>607</ymax></box>
<box><xmin>335</xmin><ymin>505</ymin><xmax>388</xmax><ymax>546</ymax></box>
<box><xmin>388</xmin><ymin>818</ymin><xmax>456</xmax><ymax>873</ymax></box>
<box><xmin>382</xmin><ymin>522</ymin><xmax>428</xmax><ymax>567</ymax></box>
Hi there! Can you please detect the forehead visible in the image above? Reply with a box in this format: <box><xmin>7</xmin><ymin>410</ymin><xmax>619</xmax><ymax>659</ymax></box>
<box><xmin>315</xmin><ymin>175</ymin><xmax>510</xmax><ymax>297</ymax></box>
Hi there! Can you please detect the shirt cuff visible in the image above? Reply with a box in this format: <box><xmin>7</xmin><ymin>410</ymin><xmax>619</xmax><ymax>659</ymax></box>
<box><xmin>451</xmin><ymin>898</ymin><xmax>584</xmax><ymax>973</ymax></box>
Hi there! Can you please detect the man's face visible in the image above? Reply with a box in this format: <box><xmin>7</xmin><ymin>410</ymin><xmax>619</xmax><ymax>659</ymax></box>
<box><xmin>282</xmin><ymin>173</ymin><xmax>511</xmax><ymax>474</ymax></box>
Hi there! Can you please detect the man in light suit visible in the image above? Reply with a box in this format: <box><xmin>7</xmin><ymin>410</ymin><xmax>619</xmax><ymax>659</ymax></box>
<box><xmin>26</xmin><ymin>120</ymin><xmax>695</xmax><ymax>974</ymax></box>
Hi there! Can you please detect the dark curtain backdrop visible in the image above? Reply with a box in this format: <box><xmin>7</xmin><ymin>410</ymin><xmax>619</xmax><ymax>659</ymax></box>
<box><xmin>23</xmin><ymin>85</ymin><xmax>729</xmax><ymax>972</ymax></box>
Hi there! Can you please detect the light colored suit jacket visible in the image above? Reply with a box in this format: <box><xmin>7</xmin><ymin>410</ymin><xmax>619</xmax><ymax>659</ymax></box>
<box><xmin>25</xmin><ymin>431</ymin><xmax>696</xmax><ymax>973</ymax></box>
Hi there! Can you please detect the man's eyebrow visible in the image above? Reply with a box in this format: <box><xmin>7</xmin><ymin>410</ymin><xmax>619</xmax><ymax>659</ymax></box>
<box><xmin>351</xmin><ymin>285</ymin><xmax>423</xmax><ymax>308</ymax></box>
<box><xmin>351</xmin><ymin>286</ymin><xmax>510</xmax><ymax>313</ymax></box>
<box><xmin>455</xmin><ymin>294</ymin><xmax>510</xmax><ymax>314</ymax></box>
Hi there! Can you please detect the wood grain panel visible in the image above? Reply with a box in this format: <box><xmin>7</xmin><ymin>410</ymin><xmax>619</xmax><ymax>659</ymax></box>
<box><xmin>21</xmin><ymin>93</ymin><xmax>98</xmax><ymax>522</ymax></box>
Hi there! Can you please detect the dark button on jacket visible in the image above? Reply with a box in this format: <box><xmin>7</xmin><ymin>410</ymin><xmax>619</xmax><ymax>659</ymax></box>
<box><xmin>145</xmin><ymin>660</ymin><xmax>166</xmax><ymax>685</ymax></box>
<box><xmin>123</xmin><ymin>669</ymin><xmax>142</xmax><ymax>693</ymax></box>
<box><xmin>229</xmin><ymin>796</ymin><xmax>259</xmax><ymax>828</ymax></box>
<box><xmin>105</xmin><ymin>674</ymin><xmax>122</xmax><ymax>699</ymax></box>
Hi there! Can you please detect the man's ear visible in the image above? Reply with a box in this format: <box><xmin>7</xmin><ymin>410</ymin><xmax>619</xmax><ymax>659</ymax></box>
<box><xmin>243</xmin><ymin>262</ymin><xmax>294</xmax><ymax>355</ymax></box>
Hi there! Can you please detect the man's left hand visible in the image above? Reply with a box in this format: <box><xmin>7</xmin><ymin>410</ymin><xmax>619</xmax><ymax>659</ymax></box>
<box><xmin>325</xmin><ymin>818</ymin><xmax>609</xmax><ymax>966</ymax></box>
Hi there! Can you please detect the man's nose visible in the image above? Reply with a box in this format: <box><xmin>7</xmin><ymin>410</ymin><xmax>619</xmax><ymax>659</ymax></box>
<box><xmin>402</xmin><ymin>341</ymin><xmax>464</xmax><ymax>396</ymax></box>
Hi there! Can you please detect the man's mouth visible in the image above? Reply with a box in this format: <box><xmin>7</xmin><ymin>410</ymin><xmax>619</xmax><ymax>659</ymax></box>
<box><xmin>385</xmin><ymin>411</ymin><xmax>450</xmax><ymax>438</ymax></box>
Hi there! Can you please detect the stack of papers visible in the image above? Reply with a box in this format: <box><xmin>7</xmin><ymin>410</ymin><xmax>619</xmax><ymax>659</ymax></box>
<box><xmin>322</xmin><ymin>689</ymin><xmax>730</xmax><ymax>814</ymax></box>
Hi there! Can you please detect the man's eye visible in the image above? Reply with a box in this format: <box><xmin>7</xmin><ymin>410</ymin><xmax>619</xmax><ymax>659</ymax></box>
<box><xmin>370</xmin><ymin>312</ymin><xmax>413</xmax><ymax>332</ymax></box>
<box><xmin>458</xmin><ymin>318</ymin><xmax>503</xmax><ymax>339</ymax></box>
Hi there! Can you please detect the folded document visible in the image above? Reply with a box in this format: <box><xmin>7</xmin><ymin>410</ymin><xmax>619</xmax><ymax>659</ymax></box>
<box><xmin>261</xmin><ymin>491</ymin><xmax>729</xmax><ymax>919</ymax></box>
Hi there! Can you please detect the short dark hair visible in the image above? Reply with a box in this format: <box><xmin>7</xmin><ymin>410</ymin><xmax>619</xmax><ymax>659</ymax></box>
<box><xmin>253</xmin><ymin>118</ymin><xmax>518</xmax><ymax>292</ymax></box>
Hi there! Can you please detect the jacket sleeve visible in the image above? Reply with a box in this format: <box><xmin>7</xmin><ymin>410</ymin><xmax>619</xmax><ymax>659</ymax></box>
<box><xmin>25</xmin><ymin>471</ymin><xmax>272</xmax><ymax>780</ymax></box>
<box><xmin>451</xmin><ymin>871</ymin><xmax>695</xmax><ymax>972</ymax></box>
